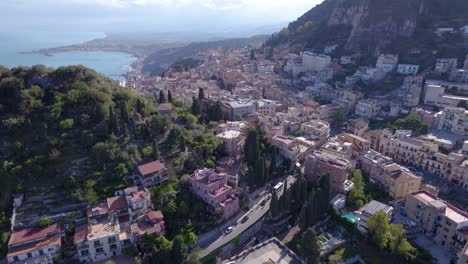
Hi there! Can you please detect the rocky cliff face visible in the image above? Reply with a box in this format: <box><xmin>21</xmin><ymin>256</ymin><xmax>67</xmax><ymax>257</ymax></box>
<box><xmin>275</xmin><ymin>0</ymin><xmax>467</xmax><ymax>54</ymax></box>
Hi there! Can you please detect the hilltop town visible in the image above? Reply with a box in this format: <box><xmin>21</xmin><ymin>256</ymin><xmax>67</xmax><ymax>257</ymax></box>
<box><xmin>1</xmin><ymin>7</ymin><xmax>468</xmax><ymax>264</ymax></box>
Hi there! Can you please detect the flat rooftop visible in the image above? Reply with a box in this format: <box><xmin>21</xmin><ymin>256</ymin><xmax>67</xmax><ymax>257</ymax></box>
<box><xmin>410</xmin><ymin>190</ymin><xmax>468</xmax><ymax>224</ymax></box>
<box><xmin>224</xmin><ymin>238</ymin><xmax>304</xmax><ymax>264</ymax></box>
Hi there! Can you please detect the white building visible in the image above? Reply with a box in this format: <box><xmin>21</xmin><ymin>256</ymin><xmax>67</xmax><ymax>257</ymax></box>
<box><xmin>302</xmin><ymin>51</ymin><xmax>331</xmax><ymax>72</ymax></box>
<box><xmin>435</xmin><ymin>58</ymin><xmax>458</xmax><ymax>73</ymax></box>
<box><xmin>397</xmin><ymin>64</ymin><xmax>420</xmax><ymax>75</ymax></box>
<box><xmin>74</xmin><ymin>215</ymin><xmax>123</xmax><ymax>262</ymax></box>
<box><xmin>355</xmin><ymin>99</ymin><xmax>381</xmax><ymax>118</ymax></box>
<box><xmin>300</xmin><ymin>119</ymin><xmax>330</xmax><ymax>145</ymax></box>
<box><xmin>437</xmin><ymin>107</ymin><xmax>468</xmax><ymax>136</ymax></box>
<box><xmin>376</xmin><ymin>54</ymin><xmax>399</xmax><ymax>73</ymax></box>
<box><xmin>256</xmin><ymin>99</ymin><xmax>276</xmax><ymax>117</ymax></box>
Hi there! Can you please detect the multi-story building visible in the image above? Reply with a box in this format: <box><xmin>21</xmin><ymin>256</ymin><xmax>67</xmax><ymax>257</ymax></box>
<box><xmin>382</xmin><ymin>163</ymin><xmax>422</xmax><ymax>200</ymax></box>
<box><xmin>75</xmin><ymin>187</ymin><xmax>165</xmax><ymax>262</ymax></box>
<box><xmin>346</xmin><ymin>118</ymin><xmax>369</xmax><ymax>137</ymax></box>
<box><xmin>437</xmin><ymin>107</ymin><xmax>468</xmax><ymax>136</ymax></box>
<box><xmin>402</xmin><ymin>75</ymin><xmax>424</xmax><ymax>107</ymax></box>
<box><xmin>300</xmin><ymin>119</ymin><xmax>330</xmax><ymax>145</ymax></box>
<box><xmin>271</xmin><ymin>136</ymin><xmax>301</xmax><ymax>161</ymax></box>
<box><xmin>435</xmin><ymin>58</ymin><xmax>458</xmax><ymax>73</ymax></box>
<box><xmin>355</xmin><ymin>99</ymin><xmax>381</xmax><ymax>118</ymax></box>
<box><xmin>302</xmin><ymin>51</ymin><xmax>331</xmax><ymax>72</ymax></box>
<box><xmin>74</xmin><ymin>214</ymin><xmax>123</xmax><ymax>262</ymax></box>
<box><xmin>219</xmin><ymin>98</ymin><xmax>257</xmax><ymax>120</ymax></box>
<box><xmin>337</xmin><ymin>133</ymin><xmax>371</xmax><ymax>159</ymax></box>
<box><xmin>304</xmin><ymin>151</ymin><xmax>351</xmax><ymax>193</ymax></box>
<box><xmin>137</xmin><ymin>160</ymin><xmax>169</xmax><ymax>188</ymax></box>
<box><xmin>114</xmin><ymin>187</ymin><xmax>152</xmax><ymax>221</ymax></box>
<box><xmin>397</xmin><ymin>64</ymin><xmax>420</xmax><ymax>75</ymax></box>
<box><xmin>256</xmin><ymin>99</ymin><xmax>276</xmax><ymax>117</ymax></box>
<box><xmin>450</xmin><ymin>69</ymin><xmax>468</xmax><ymax>83</ymax></box>
<box><xmin>355</xmin><ymin>200</ymin><xmax>394</xmax><ymax>234</ymax></box>
<box><xmin>424</xmin><ymin>84</ymin><xmax>468</xmax><ymax>108</ymax></box>
<box><xmin>188</xmin><ymin>168</ymin><xmax>239</xmax><ymax>219</ymax></box>
<box><xmin>7</xmin><ymin>223</ymin><xmax>62</xmax><ymax>264</ymax></box>
<box><xmin>405</xmin><ymin>190</ymin><xmax>468</xmax><ymax>255</ymax></box>
<box><xmin>361</xmin><ymin>150</ymin><xmax>394</xmax><ymax>184</ymax></box>
<box><xmin>376</xmin><ymin>54</ymin><xmax>399</xmax><ymax>73</ymax></box>
<box><xmin>321</xmin><ymin>138</ymin><xmax>353</xmax><ymax>161</ymax></box>
<box><xmin>217</xmin><ymin>130</ymin><xmax>244</xmax><ymax>156</ymax></box>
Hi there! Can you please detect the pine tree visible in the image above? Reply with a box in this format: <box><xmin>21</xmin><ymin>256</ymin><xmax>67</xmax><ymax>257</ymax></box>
<box><xmin>302</xmin><ymin>228</ymin><xmax>320</xmax><ymax>264</ymax></box>
<box><xmin>159</xmin><ymin>90</ymin><xmax>166</xmax><ymax>104</ymax></box>
<box><xmin>198</xmin><ymin>88</ymin><xmax>205</xmax><ymax>101</ymax></box>
<box><xmin>167</xmin><ymin>90</ymin><xmax>173</xmax><ymax>103</ymax></box>
<box><xmin>153</xmin><ymin>140</ymin><xmax>161</xmax><ymax>160</ymax></box>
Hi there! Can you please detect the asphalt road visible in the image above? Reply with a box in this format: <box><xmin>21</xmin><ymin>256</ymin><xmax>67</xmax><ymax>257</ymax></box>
<box><xmin>198</xmin><ymin>198</ymin><xmax>271</xmax><ymax>258</ymax></box>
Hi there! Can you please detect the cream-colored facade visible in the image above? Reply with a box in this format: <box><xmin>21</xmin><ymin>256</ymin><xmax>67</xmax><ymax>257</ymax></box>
<box><xmin>405</xmin><ymin>191</ymin><xmax>468</xmax><ymax>255</ymax></box>
<box><xmin>383</xmin><ymin>164</ymin><xmax>422</xmax><ymax>200</ymax></box>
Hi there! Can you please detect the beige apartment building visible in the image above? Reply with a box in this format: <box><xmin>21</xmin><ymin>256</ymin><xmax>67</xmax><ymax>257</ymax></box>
<box><xmin>405</xmin><ymin>191</ymin><xmax>468</xmax><ymax>255</ymax></box>
<box><xmin>383</xmin><ymin>163</ymin><xmax>422</xmax><ymax>200</ymax></box>
<box><xmin>437</xmin><ymin>107</ymin><xmax>468</xmax><ymax>136</ymax></box>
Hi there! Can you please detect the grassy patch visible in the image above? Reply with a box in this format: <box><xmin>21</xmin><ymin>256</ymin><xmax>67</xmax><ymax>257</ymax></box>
<box><xmin>328</xmin><ymin>244</ymin><xmax>358</xmax><ymax>263</ymax></box>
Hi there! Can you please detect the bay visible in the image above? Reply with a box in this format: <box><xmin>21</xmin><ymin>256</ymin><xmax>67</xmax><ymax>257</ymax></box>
<box><xmin>0</xmin><ymin>31</ymin><xmax>136</xmax><ymax>81</ymax></box>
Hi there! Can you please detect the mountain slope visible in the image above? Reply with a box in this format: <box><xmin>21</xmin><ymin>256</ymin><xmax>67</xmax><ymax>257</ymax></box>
<box><xmin>268</xmin><ymin>0</ymin><xmax>468</xmax><ymax>55</ymax></box>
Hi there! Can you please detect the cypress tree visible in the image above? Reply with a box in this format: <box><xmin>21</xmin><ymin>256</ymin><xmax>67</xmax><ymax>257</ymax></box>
<box><xmin>122</xmin><ymin>123</ymin><xmax>130</xmax><ymax>139</ymax></box>
<box><xmin>180</xmin><ymin>137</ymin><xmax>186</xmax><ymax>152</ymax></box>
<box><xmin>244</xmin><ymin>128</ymin><xmax>258</xmax><ymax>166</ymax></box>
<box><xmin>298</xmin><ymin>202</ymin><xmax>309</xmax><ymax>229</ymax></box>
<box><xmin>255</xmin><ymin>157</ymin><xmax>265</xmax><ymax>186</ymax></box>
<box><xmin>119</xmin><ymin>102</ymin><xmax>129</xmax><ymax>123</ymax></box>
<box><xmin>171</xmin><ymin>236</ymin><xmax>188</xmax><ymax>264</ymax></box>
<box><xmin>167</xmin><ymin>90</ymin><xmax>173</xmax><ymax>103</ymax></box>
<box><xmin>153</xmin><ymin>140</ymin><xmax>160</xmax><ymax>160</ymax></box>
<box><xmin>159</xmin><ymin>90</ymin><xmax>166</xmax><ymax>104</ymax></box>
<box><xmin>269</xmin><ymin>148</ymin><xmax>277</xmax><ymax>179</ymax></box>
<box><xmin>302</xmin><ymin>228</ymin><xmax>320</xmax><ymax>264</ymax></box>
<box><xmin>136</xmin><ymin>99</ymin><xmax>143</xmax><ymax>115</ymax></box>
<box><xmin>191</xmin><ymin>97</ymin><xmax>202</xmax><ymax>116</ymax></box>
<box><xmin>270</xmin><ymin>191</ymin><xmax>280</xmax><ymax>219</ymax></box>
<box><xmin>198</xmin><ymin>88</ymin><xmax>205</xmax><ymax>101</ymax></box>
<box><xmin>108</xmin><ymin>106</ymin><xmax>119</xmax><ymax>134</ymax></box>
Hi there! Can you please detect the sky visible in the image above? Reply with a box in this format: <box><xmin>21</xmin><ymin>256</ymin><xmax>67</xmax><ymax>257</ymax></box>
<box><xmin>1</xmin><ymin>0</ymin><xmax>324</xmax><ymax>35</ymax></box>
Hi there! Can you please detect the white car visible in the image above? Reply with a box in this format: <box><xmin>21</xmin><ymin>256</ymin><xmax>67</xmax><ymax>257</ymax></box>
<box><xmin>225</xmin><ymin>226</ymin><xmax>234</xmax><ymax>234</ymax></box>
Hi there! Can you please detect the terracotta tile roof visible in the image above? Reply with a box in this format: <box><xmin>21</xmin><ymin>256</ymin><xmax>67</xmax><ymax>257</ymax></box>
<box><xmin>9</xmin><ymin>223</ymin><xmax>60</xmax><ymax>246</ymax></box>
<box><xmin>146</xmin><ymin>211</ymin><xmax>164</xmax><ymax>222</ymax></box>
<box><xmin>107</xmin><ymin>195</ymin><xmax>128</xmax><ymax>213</ymax></box>
<box><xmin>73</xmin><ymin>224</ymin><xmax>88</xmax><ymax>244</ymax></box>
<box><xmin>138</xmin><ymin>160</ymin><xmax>166</xmax><ymax>176</ymax></box>
<box><xmin>8</xmin><ymin>233</ymin><xmax>61</xmax><ymax>257</ymax></box>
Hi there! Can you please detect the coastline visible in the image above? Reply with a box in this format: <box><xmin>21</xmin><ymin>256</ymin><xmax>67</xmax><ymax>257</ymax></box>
<box><xmin>23</xmin><ymin>35</ymin><xmax>145</xmax><ymax>82</ymax></box>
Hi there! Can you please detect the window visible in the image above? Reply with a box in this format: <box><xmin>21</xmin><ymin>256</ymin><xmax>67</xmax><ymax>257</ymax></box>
<box><xmin>39</xmin><ymin>249</ymin><xmax>44</xmax><ymax>256</ymax></box>
<box><xmin>94</xmin><ymin>241</ymin><xmax>101</xmax><ymax>247</ymax></box>
<box><xmin>27</xmin><ymin>252</ymin><xmax>32</xmax><ymax>258</ymax></box>
<box><xmin>108</xmin><ymin>237</ymin><xmax>117</xmax><ymax>244</ymax></box>
<box><xmin>95</xmin><ymin>247</ymin><xmax>104</xmax><ymax>254</ymax></box>
<box><xmin>80</xmin><ymin>250</ymin><xmax>90</xmax><ymax>257</ymax></box>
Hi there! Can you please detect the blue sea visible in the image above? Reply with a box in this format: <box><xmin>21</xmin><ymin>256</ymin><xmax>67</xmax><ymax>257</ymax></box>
<box><xmin>0</xmin><ymin>31</ymin><xmax>136</xmax><ymax>81</ymax></box>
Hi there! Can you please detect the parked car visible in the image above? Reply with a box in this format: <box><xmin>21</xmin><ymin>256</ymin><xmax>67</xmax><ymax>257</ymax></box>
<box><xmin>225</xmin><ymin>226</ymin><xmax>234</xmax><ymax>234</ymax></box>
<box><xmin>260</xmin><ymin>199</ymin><xmax>267</xmax><ymax>206</ymax></box>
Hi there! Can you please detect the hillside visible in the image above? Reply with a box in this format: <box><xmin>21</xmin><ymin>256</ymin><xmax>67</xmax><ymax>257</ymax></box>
<box><xmin>142</xmin><ymin>35</ymin><xmax>267</xmax><ymax>76</ymax></box>
<box><xmin>267</xmin><ymin>0</ymin><xmax>468</xmax><ymax>56</ymax></box>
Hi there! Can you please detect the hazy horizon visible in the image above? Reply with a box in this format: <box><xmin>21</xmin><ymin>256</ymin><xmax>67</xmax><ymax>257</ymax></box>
<box><xmin>1</xmin><ymin>0</ymin><xmax>324</xmax><ymax>35</ymax></box>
